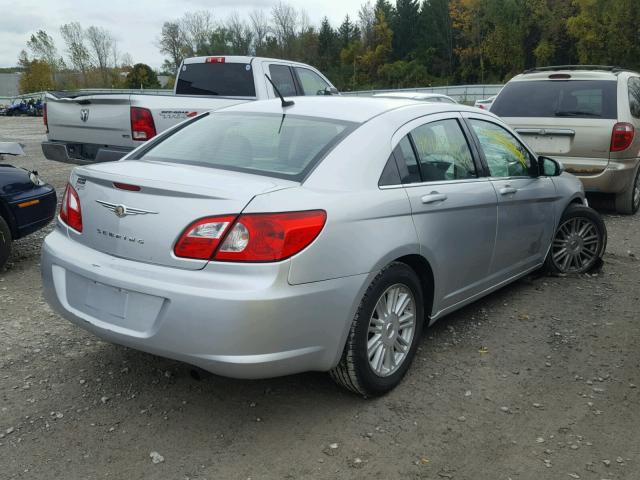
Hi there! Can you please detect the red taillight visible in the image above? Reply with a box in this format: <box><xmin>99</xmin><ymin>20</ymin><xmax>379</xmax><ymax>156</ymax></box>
<box><xmin>113</xmin><ymin>182</ymin><xmax>141</xmax><ymax>191</ymax></box>
<box><xmin>205</xmin><ymin>57</ymin><xmax>225</xmax><ymax>63</ymax></box>
<box><xmin>59</xmin><ymin>183</ymin><xmax>82</xmax><ymax>232</ymax></box>
<box><xmin>215</xmin><ymin>210</ymin><xmax>326</xmax><ymax>262</ymax></box>
<box><xmin>43</xmin><ymin>103</ymin><xmax>48</xmax><ymax>133</ymax></box>
<box><xmin>611</xmin><ymin>122</ymin><xmax>635</xmax><ymax>152</ymax></box>
<box><xmin>130</xmin><ymin>107</ymin><xmax>157</xmax><ymax>141</ymax></box>
<box><xmin>173</xmin><ymin>210</ymin><xmax>327</xmax><ymax>262</ymax></box>
<box><xmin>174</xmin><ymin>215</ymin><xmax>237</xmax><ymax>260</ymax></box>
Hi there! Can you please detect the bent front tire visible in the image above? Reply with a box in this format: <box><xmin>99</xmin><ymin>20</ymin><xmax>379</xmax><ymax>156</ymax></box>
<box><xmin>330</xmin><ymin>262</ymin><xmax>424</xmax><ymax>397</ymax></box>
<box><xmin>545</xmin><ymin>204</ymin><xmax>607</xmax><ymax>274</ymax></box>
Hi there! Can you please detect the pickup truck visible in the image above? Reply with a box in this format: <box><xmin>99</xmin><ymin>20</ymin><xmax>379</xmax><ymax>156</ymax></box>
<box><xmin>42</xmin><ymin>55</ymin><xmax>338</xmax><ymax>164</ymax></box>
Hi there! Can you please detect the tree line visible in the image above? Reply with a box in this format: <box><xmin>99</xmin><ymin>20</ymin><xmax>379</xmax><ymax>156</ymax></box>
<box><xmin>15</xmin><ymin>0</ymin><xmax>640</xmax><ymax>94</ymax></box>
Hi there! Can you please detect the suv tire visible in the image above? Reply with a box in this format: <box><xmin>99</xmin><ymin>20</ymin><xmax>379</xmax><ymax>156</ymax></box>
<box><xmin>614</xmin><ymin>164</ymin><xmax>640</xmax><ymax>215</ymax></box>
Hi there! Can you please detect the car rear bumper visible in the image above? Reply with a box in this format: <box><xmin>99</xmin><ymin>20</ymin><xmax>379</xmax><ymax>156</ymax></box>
<box><xmin>562</xmin><ymin>158</ymin><xmax>640</xmax><ymax>194</ymax></box>
<box><xmin>41</xmin><ymin>228</ymin><xmax>366</xmax><ymax>379</ymax></box>
<box><xmin>9</xmin><ymin>185</ymin><xmax>57</xmax><ymax>238</ymax></box>
<box><xmin>42</xmin><ymin>141</ymin><xmax>132</xmax><ymax>165</ymax></box>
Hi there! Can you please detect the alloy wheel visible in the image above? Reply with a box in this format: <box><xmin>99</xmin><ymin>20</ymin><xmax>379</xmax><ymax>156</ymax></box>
<box><xmin>552</xmin><ymin>217</ymin><xmax>601</xmax><ymax>273</ymax></box>
<box><xmin>367</xmin><ymin>284</ymin><xmax>416</xmax><ymax>377</ymax></box>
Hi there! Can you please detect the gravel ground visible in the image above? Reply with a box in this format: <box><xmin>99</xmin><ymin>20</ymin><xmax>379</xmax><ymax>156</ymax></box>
<box><xmin>1</xmin><ymin>117</ymin><xmax>639</xmax><ymax>480</ymax></box>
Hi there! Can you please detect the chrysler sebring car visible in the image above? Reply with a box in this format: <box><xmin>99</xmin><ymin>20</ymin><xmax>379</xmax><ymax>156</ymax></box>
<box><xmin>41</xmin><ymin>97</ymin><xmax>606</xmax><ymax>396</ymax></box>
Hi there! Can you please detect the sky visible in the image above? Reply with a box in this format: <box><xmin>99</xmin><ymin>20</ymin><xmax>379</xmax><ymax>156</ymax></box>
<box><xmin>0</xmin><ymin>0</ymin><xmax>366</xmax><ymax>69</ymax></box>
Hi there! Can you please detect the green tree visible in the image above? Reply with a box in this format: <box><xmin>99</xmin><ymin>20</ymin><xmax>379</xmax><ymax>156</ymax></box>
<box><xmin>391</xmin><ymin>0</ymin><xmax>420</xmax><ymax>60</ymax></box>
<box><xmin>125</xmin><ymin>63</ymin><xmax>161</xmax><ymax>89</ymax></box>
<box><xmin>18</xmin><ymin>54</ymin><xmax>55</xmax><ymax>93</ymax></box>
<box><xmin>318</xmin><ymin>17</ymin><xmax>339</xmax><ymax>73</ymax></box>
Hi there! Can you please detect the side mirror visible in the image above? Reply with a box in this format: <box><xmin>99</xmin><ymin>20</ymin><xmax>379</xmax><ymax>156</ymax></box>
<box><xmin>320</xmin><ymin>86</ymin><xmax>339</xmax><ymax>96</ymax></box>
<box><xmin>538</xmin><ymin>156</ymin><xmax>564</xmax><ymax>177</ymax></box>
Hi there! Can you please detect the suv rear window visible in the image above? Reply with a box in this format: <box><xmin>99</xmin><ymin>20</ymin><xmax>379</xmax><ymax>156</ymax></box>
<box><xmin>176</xmin><ymin>62</ymin><xmax>256</xmax><ymax>97</ymax></box>
<box><xmin>491</xmin><ymin>80</ymin><xmax>618</xmax><ymax>119</ymax></box>
<box><xmin>138</xmin><ymin>113</ymin><xmax>357</xmax><ymax>181</ymax></box>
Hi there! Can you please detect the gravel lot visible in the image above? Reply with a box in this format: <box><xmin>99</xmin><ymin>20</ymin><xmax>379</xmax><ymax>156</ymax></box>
<box><xmin>1</xmin><ymin>116</ymin><xmax>639</xmax><ymax>480</ymax></box>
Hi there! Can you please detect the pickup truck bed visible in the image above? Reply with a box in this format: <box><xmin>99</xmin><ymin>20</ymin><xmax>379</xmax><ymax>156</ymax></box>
<box><xmin>42</xmin><ymin>55</ymin><xmax>337</xmax><ymax>164</ymax></box>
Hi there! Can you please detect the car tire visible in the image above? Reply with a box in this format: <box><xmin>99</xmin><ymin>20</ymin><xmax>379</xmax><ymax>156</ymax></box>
<box><xmin>0</xmin><ymin>215</ymin><xmax>12</xmax><ymax>270</ymax></box>
<box><xmin>614</xmin><ymin>165</ymin><xmax>640</xmax><ymax>215</ymax></box>
<box><xmin>544</xmin><ymin>204</ymin><xmax>607</xmax><ymax>275</ymax></box>
<box><xmin>330</xmin><ymin>262</ymin><xmax>425</xmax><ymax>397</ymax></box>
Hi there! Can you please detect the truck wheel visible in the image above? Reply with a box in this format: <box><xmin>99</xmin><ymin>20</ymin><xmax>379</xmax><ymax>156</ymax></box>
<box><xmin>614</xmin><ymin>165</ymin><xmax>640</xmax><ymax>215</ymax></box>
<box><xmin>330</xmin><ymin>262</ymin><xmax>424</xmax><ymax>397</ymax></box>
<box><xmin>544</xmin><ymin>204</ymin><xmax>607</xmax><ymax>274</ymax></box>
<box><xmin>0</xmin><ymin>216</ymin><xmax>12</xmax><ymax>270</ymax></box>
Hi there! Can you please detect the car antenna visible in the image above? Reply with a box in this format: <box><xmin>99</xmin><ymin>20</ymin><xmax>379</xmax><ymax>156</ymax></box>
<box><xmin>265</xmin><ymin>74</ymin><xmax>294</xmax><ymax>108</ymax></box>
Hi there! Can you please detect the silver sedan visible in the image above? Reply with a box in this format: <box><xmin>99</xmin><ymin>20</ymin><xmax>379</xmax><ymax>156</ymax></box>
<box><xmin>41</xmin><ymin>97</ymin><xmax>606</xmax><ymax>396</ymax></box>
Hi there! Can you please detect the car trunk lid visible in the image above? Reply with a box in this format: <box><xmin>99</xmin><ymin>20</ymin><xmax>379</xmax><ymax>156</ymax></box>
<box><xmin>69</xmin><ymin>160</ymin><xmax>297</xmax><ymax>270</ymax></box>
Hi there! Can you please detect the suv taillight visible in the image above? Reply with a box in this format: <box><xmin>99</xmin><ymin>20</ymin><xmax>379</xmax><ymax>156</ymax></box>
<box><xmin>43</xmin><ymin>103</ymin><xmax>48</xmax><ymax>133</ymax></box>
<box><xmin>130</xmin><ymin>107</ymin><xmax>157</xmax><ymax>141</ymax></box>
<box><xmin>174</xmin><ymin>211</ymin><xmax>327</xmax><ymax>262</ymax></box>
<box><xmin>59</xmin><ymin>183</ymin><xmax>83</xmax><ymax>232</ymax></box>
<box><xmin>610</xmin><ymin>122</ymin><xmax>635</xmax><ymax>152</ymax></box>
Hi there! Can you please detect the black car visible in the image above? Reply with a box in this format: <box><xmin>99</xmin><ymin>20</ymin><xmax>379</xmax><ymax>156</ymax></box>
<box><xmin>0</xmin><ymin>143</ymin><xmax>57</xmax><ymax>269</ymax></box>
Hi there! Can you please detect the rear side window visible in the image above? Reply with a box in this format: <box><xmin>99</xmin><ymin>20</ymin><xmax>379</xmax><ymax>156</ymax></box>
<box><xmin>176</xmin><ymin>63</ymin><xmax>256</xmax><ymax>97</ymax></box>
<box><xmin>269</xmin><ymin>65</ymin><xmax>297</xmax><ymax>97</ymax></box>
<box><xmin>394</xmin><ymin>136</ymin><xmax>421</xmax><ymax>184</ymax></box>
<box><xmin>411</xmin><ymin>119</ymin><xmax>476</xmax><ymax>181</ymax></box>
<box><xmin>491</xmin><ymin>80</ymin><xmax>618</xmax><ymax>119</ymax></box>
<box><xmin>295</xmin><ymin>67</ymin><xmax>330</xmax><ymax>95</ymax></box>
<box><xmin>629</xmin><ymin>77</ymin><xmax>640</xmax><ymax>118</ymax></box>
<box><xmin>138</xmin><ymin>113</ymin><xmax>356</xmax><ymax>181</ymax></box>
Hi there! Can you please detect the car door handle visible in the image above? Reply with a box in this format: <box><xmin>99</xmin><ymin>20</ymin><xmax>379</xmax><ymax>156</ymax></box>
<box><xmin>499</xmin><ymin>186</ymin><xmax>518</xmax><ymax>195</ymax></box>
<box><xmin>421</xmin><ymin>192</ymin><xmax>448</xmax><ymax>204</ymax></box>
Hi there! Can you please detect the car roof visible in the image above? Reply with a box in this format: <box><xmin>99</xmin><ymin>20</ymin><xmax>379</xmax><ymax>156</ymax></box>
<box><xmin>183</xmin><ymin>55</ymin><xmax>316</xmax><ymax>68</ymax></box>
<box><xmin>509</xmin><ymin>65</ymin><xmax>640</xmax><ymax>82</ymax></box>
<box><xmin>217</xmin><ymin>96</ymin><xmax>475</xmax><ymax>123</ymax></box>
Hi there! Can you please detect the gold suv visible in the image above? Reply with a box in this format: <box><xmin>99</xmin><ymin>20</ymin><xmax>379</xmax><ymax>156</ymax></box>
<box><xmin>491</xmin><ymin>66</ymin><xmax>640</xmax><ymax>214</ymax></box>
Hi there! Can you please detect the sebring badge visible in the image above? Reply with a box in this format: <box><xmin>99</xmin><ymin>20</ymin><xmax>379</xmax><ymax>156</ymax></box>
<box><xmin>80</xmin><ymin>108</ymin><xmax>89</xmax><ymax>122</ymax></box>
<box><xmin>95</xmin><ymin>200</ymin><xmax>157</xmax><ymax>218</ymax></box>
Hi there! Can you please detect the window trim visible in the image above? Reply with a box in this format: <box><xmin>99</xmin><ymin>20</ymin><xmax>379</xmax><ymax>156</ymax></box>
<box><xmin>461</xmin><ymin>113</ymin><xmax>540</xmax><ymax>180</ymax></box>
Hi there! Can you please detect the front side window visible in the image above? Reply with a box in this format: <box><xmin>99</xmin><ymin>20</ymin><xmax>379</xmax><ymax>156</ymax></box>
<box><xmin>410</xmin><ymin>119</ymin><xmax>476</xmax><ymax>181</ymax></box>
<box><xmin>295</xmin><ymin>67</ymin><xmax>330</xmax><ymax>95</ymax></box>
<box><xmin>269</xmin><ymin>65</ymin><xmax>297</xmax><ymax>97</ymax></box>
<box><xmin>470</xmin><ymin>119</ymin><xmax>533</xmax><ymax>178</ymax></box>
<box><xmin>137</xmin><ymin>113</ymin><xmax>355</xmax><ymax>181</ymax></box>
<box><xmin>629</xmin><ymin>77</ymin><xmax>640</xmax><ymax>118</ymax></box>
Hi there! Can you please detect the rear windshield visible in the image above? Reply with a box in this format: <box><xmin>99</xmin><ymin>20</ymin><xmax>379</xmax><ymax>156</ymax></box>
<box><xmin>176</xmin><ymin>62</ymin><xmax>256</xmax><ymax>97</ymax></box>
<box><xmin>137</xmin><ymin>113</ymin><xmax>357</xmax><ymax>181</ymax></box>
<box><xmin>491</xmin><ymin>80</ymin><xmax>618</xmax><ymax>119</ymax></box>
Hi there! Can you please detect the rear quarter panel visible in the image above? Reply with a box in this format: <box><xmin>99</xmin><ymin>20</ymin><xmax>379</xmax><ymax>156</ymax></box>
<box><xmin>136</xmin><ymin>95</ymin><xmax>253</xmax><ymax>136</ymax></box>
<box><xmin>244</xmin><ymin>115</ymin><xmax>419</xmax><ymax>286</ymax></box>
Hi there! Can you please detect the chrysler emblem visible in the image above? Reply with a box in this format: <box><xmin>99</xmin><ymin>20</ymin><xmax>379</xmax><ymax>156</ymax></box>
<box><xmin>114</xmin><ymin>205</ymin><xmax>126</xmax><ymax>217</ymax></box>
<box><xmin>80</xmin><ymin>108</ymin><xmax>89</xmax><ymax>122</ymax></box>
<box><xmin>96</xmin><ymin>200</ymin><xmax>157</xmax><ymax>218</ymax></box>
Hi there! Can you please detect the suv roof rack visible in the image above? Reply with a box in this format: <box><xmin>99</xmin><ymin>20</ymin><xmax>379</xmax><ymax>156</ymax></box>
<box><xmin>522</xmin><ymin>65</ymin><xmax>626</xmax><ymax>74</ymax></box>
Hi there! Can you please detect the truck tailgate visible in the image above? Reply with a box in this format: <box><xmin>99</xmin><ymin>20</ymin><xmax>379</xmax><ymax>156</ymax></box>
<box><xmin>46</xmin><ymin>93</ymin><xmax>135</xmax><ymax>148</ymax></box>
